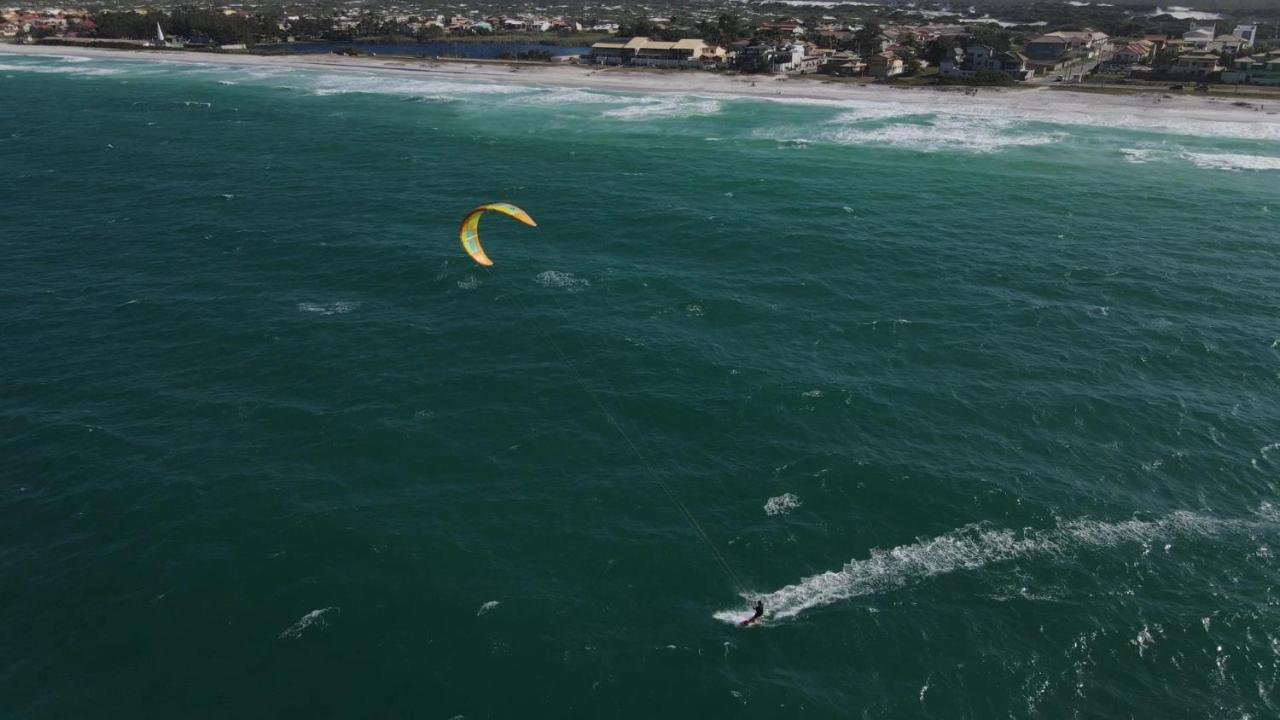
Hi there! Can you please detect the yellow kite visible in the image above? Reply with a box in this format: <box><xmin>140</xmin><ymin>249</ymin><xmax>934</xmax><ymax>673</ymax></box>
<box><xmin>458</xmin><ymin>203</ymin><xmax>537</xmax><ymax>267</ymax></box>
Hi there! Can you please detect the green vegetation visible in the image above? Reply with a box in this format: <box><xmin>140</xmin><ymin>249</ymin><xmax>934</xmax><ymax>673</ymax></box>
<box><xmin>94</xmin><ymin>10</ymin><xmax>277</xmax><ymax>44</ymax></box>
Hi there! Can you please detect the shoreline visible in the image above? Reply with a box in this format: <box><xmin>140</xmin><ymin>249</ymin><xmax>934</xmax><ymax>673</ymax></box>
<box><xmin>4</xmin><ymin>43</ymin><xmax>1280</xmax><ymax>136</ymax></box>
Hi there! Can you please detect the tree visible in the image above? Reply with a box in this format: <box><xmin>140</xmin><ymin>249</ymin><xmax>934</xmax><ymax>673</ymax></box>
<box><xmin>964</xmin><ymin>24</ymin><xmax>1012</xmax><ymax>53</ymax></box>
<box><xmin>698</xmin><ymin>13</ymin><xmax>743</xmax><ymax>45</ymax></box>
<box><xmin>854</xmin><ymin>21</ymin><xmax>882</xmax><ymax>54</ymax></box>
<box><xmin>922</xmin><ymin>36</ymin><xmax>959</xmax><ymax>65</ymax></box>
<box><xmin>905</xmin><ymin>57</ymin><xmax>923</xmax><ymax>76</ymax></box>
<box><xmin>1151</xmin><ymin>46</ymin><xmax>1179</xmax><ymax>72</ymax></box>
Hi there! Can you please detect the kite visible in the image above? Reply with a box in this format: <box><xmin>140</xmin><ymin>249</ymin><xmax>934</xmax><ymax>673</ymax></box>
<box><xmin>459</xmin><ymin>203</ymin><xmax>537</xmax><ymax>267</ymax></box>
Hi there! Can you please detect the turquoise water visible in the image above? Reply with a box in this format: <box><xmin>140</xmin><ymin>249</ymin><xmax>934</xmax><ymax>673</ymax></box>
<box><xmin>2</xmin><ymin>52</ymin><xmax>1280</xmax><ymax>718</ymax></box>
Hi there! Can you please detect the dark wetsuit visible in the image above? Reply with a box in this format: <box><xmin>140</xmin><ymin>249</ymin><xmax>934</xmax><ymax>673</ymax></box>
<box><xmin>740</xmin><ymin>601</ymin><xmax>765</xmax><ymax>627</ymax></box>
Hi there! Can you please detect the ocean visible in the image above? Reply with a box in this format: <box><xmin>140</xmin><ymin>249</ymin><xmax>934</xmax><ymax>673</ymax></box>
<box><xmin>2</xmin><ymin>51</ymin><xmax>1279</xmax><ymax>718</ymax></box>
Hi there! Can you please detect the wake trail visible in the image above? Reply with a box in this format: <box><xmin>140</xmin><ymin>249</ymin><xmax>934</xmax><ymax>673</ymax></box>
<box><xmin>714</xmin><ymin>506</ymin><xmax>1278</xmax><ymax>624</ymax></box>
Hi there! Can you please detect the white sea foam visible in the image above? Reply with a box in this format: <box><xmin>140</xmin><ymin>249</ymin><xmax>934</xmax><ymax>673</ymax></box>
<box><xmin>0</xmin><ymin>62</ymin><xmax>123</xmax><ymax>76</ymax></box>
<box><xmin>505</xmin><ymin>87</ymin><xmax>630</xmax><ymax>106</ymax></box>
<box><xmin>764</xmin><ymin>493</ymin><xmax>802</xmax><ymax>516</ymax></box>
<box><xmin>602</xmin><ymin>98</ymin><xmax>721</xmax><ymax>121</ymax></box>
<box><xmin>1120</xmin><ymin>148</ymin><xmax>1160</xmax><ymax>164</ymax></box>
<box><xmin>829</xmin><ymin>106</ymin><xmax>930</xmax><ymax>124</ymax></box>
<box><xmin>477</xmin><ymin>600</ymin><xmax>500</xmax><ymax>616</ymax></box>
<box><xmin>823</xmin><ymin>114</ymin><xmax>1062</xmax><ymax>153</ymax></box>
<box><xmin>535</xmin><ymin>270</ymin><xmax>590</xmax><ymax>292</ymax></box>
<box><xmin>297</xmin><ymin>301</ymin><xmax>359</xmax><ymax>315</ymax></box>
<box><xmin>1183</xmin><ymin>152</ymin><xmax>1280</xmax><ymax>172</ymax></box>
<box><xmin>714</xmin><ymin>510</ymin><xmax>1264</xmax><ymax>624</ymax></box>
<box><xmin>306</xmin><ymin>74</ymin><xmax>525</xmax><ymax>100</ymax></box>
<box><xmin>278</xmin><ymin>606</ymin><xmax>339</xmax><ymax>639</ymax></box>
<box><xmin>760</xmin><ymin>0</ymin><xmax>880</xmax><ymax>5</ymax></box>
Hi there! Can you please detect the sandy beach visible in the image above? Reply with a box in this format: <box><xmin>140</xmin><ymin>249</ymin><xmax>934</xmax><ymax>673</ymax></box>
<box><xmin>5</xmin><ymin>42</ymin><xmax>1280</xmax><ymax>139</ymax></box>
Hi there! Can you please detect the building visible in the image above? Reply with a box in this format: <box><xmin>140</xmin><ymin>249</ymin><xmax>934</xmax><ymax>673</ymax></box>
<box><xmin>1025</xmin><ymin>30</ymin><xmax>1110</xmax><ymax>62</ymax></box>
<box><xmin>732</xmin><ymin>44</ymin><xmax>775</xmax><ymax>72</ymax></box>
<box><xmin>865</xmin><ymin>51</ymin><xmax>904</xmax><ymax>79</ymax></box>
<box><xmin>1172</xmin><ymin>53</ymin><xmax>1223</xmax><ymax>78</ymax></box>
<box><xmin>1233</xmin><ymin>24</ymin><xmax>1257</xmax><ymax>48</ymax></box>
<box><xmin>586</xmin><ymin>36</ymin><xmax>650</xmax><ymax>65</ymax></box>
<box><xmin>1222</xmin><ymin>50</ymin><xmax>1280</xmax><ymax>85</ymax></box>
<box><xmin>587</xmin><ymin>37</ymin><xmax>724</xmax><ymax>68</ymax></box>
<box><xmin>729</xmin><ymin>42</ymin><xmax>820</xmax><ymax>73</ymax></box>
<box><xmin>630</xmin><ymin>39</ymin><xmax>725</xmax><ymax>68</ymax></box>
<box><xmin>1111</xmin><ymin>40</ymin><xmax>1155</xmax><ymax>65</ymax></box>
<box><xmin>820</xmin><ymin>51</ymin><xmax>866</xmax><ymax>76</ymax></box>
<box><xmin>1024</xmin><ymin>34</ymin><xmax>1068</xmax><ymax>61</ymax></box>
<box><xmin>1207</xmin><ymin>34</ymin><xmax>1246</xmax><ymax>55</ymax></box>
<box><xmin>1182</xmin><ymin>22</ymin><xmax>1216</xmax><ymax>50</ymax></box>
<box><xmin>940</xmin><ymin>45</ymin><xmax>1035</xmax><ymax>81</ymax></box>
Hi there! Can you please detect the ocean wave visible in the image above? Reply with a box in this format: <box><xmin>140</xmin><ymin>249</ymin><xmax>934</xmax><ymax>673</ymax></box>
<box><xmin>714</xmin><ymin>509</ymin><xmax>1269</xmax><ymax>624</ymax></box>
<box><xmin>760</xmin><ymin>0</ymin><xmax>880</xmax><ymax>5</ymax></box>
<box><xmin>504</xmin><ymin>87</ymin><xmax>632</xmax><ymax>107</ymax></box>
<box><xmin>1120</xmin><ymin>146</ymin><xmax>1280</xmax><ymax>172</ymax></box>
<box><xmin>1183</xmin><ymin>152</ymin><xmax>1280</xmax><ymax>172</ymax></box>
<box><xmin>305</xmin><ymin>74</ymin><xmax>526</xmax><ymax>100</ymax></box>
<box><xmin>764</xmin><ymin>112</ymin><xmax>1062</xmax><ymax>153</ymax></box>
<box><xmin>602</xmin><ymin>98</ymin><xmax>722</xmax><ymax>121</ymax></box>
<box><xmin>829</xmin><ymin>106</ymin><xmax>933</xmax><ymax>124</ymax></box>
<box><xmin>764</xmin><ymin>493</ymin><xmax>802</xmax><ymax>516</ymax></box>
<box><xmin>278</xmin><ymin>606</ymin><xmax>339</xmax><ymax>639</ymax></box>
<box><xmin>297</xmin><ymin>301</ymin><xmax>360</xmax><ymax>315</ymax></box>
<box><xmin>0</xmin><ymin>62</ymin><xmax>123</xmax><ymax>76</ymax></box>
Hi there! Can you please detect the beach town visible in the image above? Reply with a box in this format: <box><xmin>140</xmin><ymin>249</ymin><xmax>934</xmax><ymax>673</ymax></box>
<box><xmin>3</xmin><ymin>2</ymin><xmax>1279</xmax><ymax>91</ymax></box>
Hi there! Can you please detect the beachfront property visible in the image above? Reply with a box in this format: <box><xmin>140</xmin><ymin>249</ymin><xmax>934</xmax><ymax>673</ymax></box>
<box><xmin>1175</xmin><ymin>22</ymin><xmax>1255</xmax><ymax>54</ymax></box>
<box><xmin>731</xmin><ymin>42</ymin><xmax>822</xmax><ymax>74</ymax></box>
<box><xmin>940</xmin><ymin>45</ymin><xmax>1035</xmax><ymax>81</ymax></box>
<box><xmin>1181</xmin><ymin>22</ymin><xmax>1218</xmax><ymax>50</ymax></box>
<box><xmin>1171</xmin><ymin>53</ymin><xmax>1224</xmax><ymax>78</ymax></box>
<box><xmin>819</xmin><ymin>51</ymin><xmax>867</xmax><ymax>77</ymax></box>
<box><xmin>1222</xmin><ymin>50</ymin><xmax>1280</xmax><ymax>86</ymax></box>
<box><xmin>586</xmin><ymin>37</ymin><xmax>726</xmax><ymax>68</ymax></box>
<box><xmin>1022</xmin><ymin>29</ymin><xmax>1111</xmax><ymax>74</ymax></box>
<box><xmin>1024</xmin><ymin>30</ymin><xmax>1110</xmax><ymax>62</ymax></box>
<box><xmin>1110</xmin><ymin>40</ymin><xmax>1156</xmax><ymax>65</ymax></box>
<box><xmin>865</xmin><ymin>51</ymin><xmax>904</xmax><ymax>79</ymax></box>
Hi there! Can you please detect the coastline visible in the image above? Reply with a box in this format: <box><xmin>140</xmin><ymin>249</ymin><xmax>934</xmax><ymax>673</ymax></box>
<box><xmin>4</xmin><ymin>43</ymin><xmax>1280</xmax><ymax>137</ymax></box>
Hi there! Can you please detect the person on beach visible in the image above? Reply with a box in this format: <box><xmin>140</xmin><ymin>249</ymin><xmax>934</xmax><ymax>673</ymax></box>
<box><xmin>740</xmin><ymin>600</ymin><xmax>765</xmax><ymax>627</ymax></box>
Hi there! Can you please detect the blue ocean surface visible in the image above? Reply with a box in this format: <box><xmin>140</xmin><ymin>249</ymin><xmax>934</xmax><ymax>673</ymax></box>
<box><xmin>2</xmin><ymin>51</ymin><xmax>1279</xmax><ymax>718</ymax></box>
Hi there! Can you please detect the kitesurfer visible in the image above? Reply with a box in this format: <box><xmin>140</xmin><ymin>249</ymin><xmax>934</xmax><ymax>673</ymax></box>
<box><xmin>740</xmin><ymin>600</ymin><xmax>764</xmax><ymax>627</ymax></box>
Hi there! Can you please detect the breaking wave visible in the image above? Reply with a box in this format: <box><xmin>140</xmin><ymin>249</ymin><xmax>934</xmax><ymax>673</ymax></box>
<box><xmin>305</xmin><ymin>74</ymin><xmax>526</xmax><ymax>100</ymax></box>
<box><xmin>1120</xmin><ymin>146</ymin><xmax>1280</xmax><ymax>172</ymax></box>
<box><xmin>760</xmin><ymin>111</ymin><xmax>1062</xmax><ymax>153</ymax></box>
<box><xmin>0</xmin><ymin>62</ymin><xmax>123</xmax><ymax>76</ymax></box>
<box><xmin>297</xmin><ymin>301</ymin><xmax>359</xmax><ymax>315</ymax></box>
<box><xmin>764</xmin><ymin>493</ymin><xmax>802</xmax><ymax>516</ymax></box>
<box><xmin>1184</xmin><ymin>152</ymin><xmax>1280</xmax><ymax>172</ymax></box>
<box><xmin>278</xmin><ymin>606</ymin><xmax>339</xmax><ymax>639</ymax></box>
<box><xmin>602</xmin><ymin>98</ymin><xmax>722</xmax><ymax>121</ymax></box>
